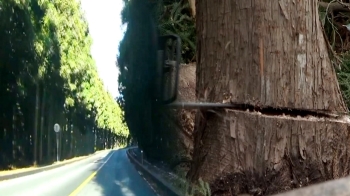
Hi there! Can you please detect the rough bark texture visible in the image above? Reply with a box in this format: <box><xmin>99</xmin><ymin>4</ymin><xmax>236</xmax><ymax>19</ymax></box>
<box><xmin>193</xmin><ymin>110</ymin><xmax>350</xmax><ymax>195</ymax></box>
<box><xmin>189</xmin><ymin>0</ymin><xmax>350</xmax><ymax>195</ymax></box>
<box><xmin>194</xmin><ymin>0</ymin><xmax>348</xmax><ymax>112</ymax></box>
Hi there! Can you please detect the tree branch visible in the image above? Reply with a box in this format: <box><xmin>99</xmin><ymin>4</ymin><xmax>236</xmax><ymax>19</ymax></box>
<box><xmin>319</xmin><ymin>1</ymin><xmax>350</xmax><ymax>12</ymax></box>
<box><xmin>188</xmin><ymin>0</ymin><xmax>195</xmax><ymax>18</ymax></box>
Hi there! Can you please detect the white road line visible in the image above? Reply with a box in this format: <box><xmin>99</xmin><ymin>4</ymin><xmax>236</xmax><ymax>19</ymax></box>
<box><xmin>127</xmin><ymin>152</ymin><xmax>160</xmax><ymax>196</ymax></box>
<box><xmin>95</xmin><ymin>150</ymin><xmax>115</xmax><ymax>172</ymax></box>
<box><xmin>0</xmin><ymin>151</ymin><xmax>110</xmax><ymax>186</ymax></box>
<box><xmin>14</xmin><ymin>162</ymin><xmax>97</xmax><ymax>196</ymax></box>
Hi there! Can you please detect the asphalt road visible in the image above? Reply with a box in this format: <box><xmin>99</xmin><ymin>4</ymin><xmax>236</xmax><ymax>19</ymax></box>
<box><xmin>0</xmin><ymin>149</ymin><xmax>157</xmax><ymax>196</ymax></box>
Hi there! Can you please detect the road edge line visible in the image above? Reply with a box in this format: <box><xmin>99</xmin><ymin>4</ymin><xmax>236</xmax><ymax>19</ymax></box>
<box><xmin>0</xmin><ymin>150</ymin><xmax>109</xmax><ymax>182</ymax></box>
<box><xmin>126</xmin><ymin>149</ymin><xmax>181</xmax><ymax>196</ymax></box>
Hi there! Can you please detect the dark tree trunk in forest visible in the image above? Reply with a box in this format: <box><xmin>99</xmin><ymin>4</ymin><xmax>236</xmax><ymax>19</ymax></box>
<box><xmin>188</xmin><ymin>0</ymin><xmax>350</xmax><ymax>195</ymax></box>
<box><xmin>59</xmin><ymin>127</ymin><xmax>62</xmax><ymax>159</ymax></box>
<box><xmin>46</xmin><ymin>94</ymin><xmax>54</xmax><ymax>162</ymax></box>
<box><xmin>47</xmin><ymin>103</ymin><xmax>52</xmax><ymax>161</ymax></box>
<box><xmin>33</xmin><ymin>83</ymin><xmax>40</xmax><ymax>165</ymax></box>
<box><xmin>39</xmin><ymin>87</ymin><xmax>46</xmax><ymax>163</ymax></box>
<box><xmin>12</xmin><ymin>105</ymin><xmax>16</xmax><ymax>163</ymax></box>
<box><xmin>70</xmin><ymin>125</ymin><xmax>74</xmax><ymax>156</ymax></box>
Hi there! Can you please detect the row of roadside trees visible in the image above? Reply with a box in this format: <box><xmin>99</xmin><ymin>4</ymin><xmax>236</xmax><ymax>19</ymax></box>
<box><xmin>0</xmin><ymin>0</ymin><xmax>128</xmax><ymax>169</ymax></box>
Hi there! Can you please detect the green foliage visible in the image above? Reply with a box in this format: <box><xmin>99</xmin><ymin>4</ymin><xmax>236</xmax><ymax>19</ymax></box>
<box><xmin>185</xmin><ymin>178</ymin><xmax>211</xmax><ymax>196</ymax></box>
<box><xmin>165</xmin><ymin>171</ymin><xmax>211</xmax><ymax>196</ymax></box>
<box><xmin>318</xmin><ymin>2</ymin><xmax>350</xmax><ymax>109</ymax></box>
<box><xmin>0</xmin><ymin>0</ymin><xmax>128</xmax><ymax>168</ymax></box>
<box><xmin>337</xmin><ymin>53</ymin><xmax>350</xmax><ymax>107</ymax></box>
<box><xmin>157</xmin><ymin>0</ymin><xmax>196</xmax><ymax>62</ymax></box>
<box><xmin>117</xmin><ymin>0</ymin><xmax>159</xmax><ymax>154</ymax></box>
<box><xmin>120</xmin><ymin>0</ymin><xmax>196</xmax><ymax>63</ymax></box>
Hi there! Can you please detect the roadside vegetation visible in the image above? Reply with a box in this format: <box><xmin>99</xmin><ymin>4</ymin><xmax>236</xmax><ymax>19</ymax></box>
<box><xmin>0</xmin><ymin>0</ymin><xmax>128</xmax><ymax>170</ymax></box>
<box><xmin>118</xmin><ymin>0</ymin><xmax>195</xmax><ymax>161</ymax></box>
<box><xmin>117</xmin><ymin>0</ymin><xmax>200</xmax><ymax>194</ymax></box>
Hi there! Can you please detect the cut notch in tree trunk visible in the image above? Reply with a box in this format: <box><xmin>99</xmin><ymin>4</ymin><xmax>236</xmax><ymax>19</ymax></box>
<box><xmin>189</xmin><ymin>0</ymin><xmax>350</xmax><ymax>195</ymax></box>
<box><xmin>194</xmin><ymin>109</ymin><xmax>350</xmax><ymax>195</ymax></box>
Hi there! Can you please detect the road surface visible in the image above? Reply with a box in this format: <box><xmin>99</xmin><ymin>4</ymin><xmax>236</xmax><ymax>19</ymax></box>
<box><xmin>0</xmin><ymin>149</ymin><xmax>156</xmax><ymax>196</ymax></box>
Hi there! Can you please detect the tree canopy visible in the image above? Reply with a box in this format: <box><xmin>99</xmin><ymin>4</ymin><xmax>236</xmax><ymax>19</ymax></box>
<box><xmin>0</xmin><ymin>0</ymin><xmax>128</xmax><ymax>169</ymax></box>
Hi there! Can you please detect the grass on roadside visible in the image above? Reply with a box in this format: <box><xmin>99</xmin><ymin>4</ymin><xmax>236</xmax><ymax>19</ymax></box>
<box><xmin>167</xmin><ymin>169</ymin><xmax>211</xmax><ymax>196</ymax></box>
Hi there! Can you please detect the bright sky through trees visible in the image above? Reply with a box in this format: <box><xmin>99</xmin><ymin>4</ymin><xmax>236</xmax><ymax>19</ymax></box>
<box><xmin>80</xmin><ymin>0</ymin><xmax>126</xmax><ymax>98</ymax></box>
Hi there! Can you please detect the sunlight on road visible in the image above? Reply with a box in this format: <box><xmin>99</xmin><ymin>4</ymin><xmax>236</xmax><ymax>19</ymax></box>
<box><xmin>114</xmin><ymin>179</ymin><xmax>136</xmax><ymax>196</ymax></box>
<box><xmin>0</xmin><ymin>150</ymin><xmax>155</xmax><ymax>196</ymax></box>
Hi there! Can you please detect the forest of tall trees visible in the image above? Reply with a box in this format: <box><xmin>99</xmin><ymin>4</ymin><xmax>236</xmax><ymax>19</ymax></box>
<box><xmin>118</xmin><ymin>0</ymin><xmax>196</xmax><ymax>163</ymax></box>
<box><xmin>0</xmin><ymin>0</ymin><xmax>128</xmax><ymax>170</ymax></box>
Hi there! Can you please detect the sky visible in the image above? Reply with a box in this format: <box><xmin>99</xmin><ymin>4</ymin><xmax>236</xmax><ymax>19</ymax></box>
<box><xmin>80</xmin><ymin>0</ymin><xmax>126</xmax><ymax>98</ymax></box>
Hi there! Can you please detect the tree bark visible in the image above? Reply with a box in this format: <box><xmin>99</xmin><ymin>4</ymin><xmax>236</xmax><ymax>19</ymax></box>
<box><xmin>189</xmin><ymin>0</ymin><xmax>350</xmax><ymax>195</ymax></box>
<box><xmin>194</xmin><ymin>0</ymin><xmax>347</xmax><ymax>112</ymax></box>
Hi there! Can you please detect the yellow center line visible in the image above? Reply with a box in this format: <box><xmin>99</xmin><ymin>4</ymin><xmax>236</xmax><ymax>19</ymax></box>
<box><xmin>68</xmin><ymin>151</ymin><xmax>115</xmax><ymax>196</ymax></box>
<box><xmin>69</xmin><ymin>171</ymin><xmax>97</xmax><ymax>196</ymax></box>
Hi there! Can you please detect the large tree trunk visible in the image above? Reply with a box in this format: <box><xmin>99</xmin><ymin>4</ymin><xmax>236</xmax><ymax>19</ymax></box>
<box><xmin>194</xmin><ymin>0</ymin><xmax>347</xmax><ymax>112</ymax></box>
<box><xmin>188</xmin><ymin>0</ymin><xmax>350</xmax><ymax>195</ymax></box>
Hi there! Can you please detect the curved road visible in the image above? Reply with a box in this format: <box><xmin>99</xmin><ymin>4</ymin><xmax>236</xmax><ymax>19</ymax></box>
<box><xmin>0</xmin><ymin>149</ymin><xmax>156</xmax><ymax>196</ymax></box>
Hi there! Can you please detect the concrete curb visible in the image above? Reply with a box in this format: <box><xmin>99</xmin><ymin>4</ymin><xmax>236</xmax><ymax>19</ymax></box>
<box><xmin>126</xmin><ymin>148</ymin><xmax>182</xmax><ymax>196</ymax></box>
<box><xmin>0</xmin><ymin>150</ymin><xmax>107</xmax><ymax>182</ymax></box>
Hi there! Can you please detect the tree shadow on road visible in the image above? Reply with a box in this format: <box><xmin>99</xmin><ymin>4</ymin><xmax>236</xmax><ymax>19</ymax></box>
<box><xmin>88</xmin><ymin>148</ymin><xmax>156</xmax><ymax>196</ymax></box>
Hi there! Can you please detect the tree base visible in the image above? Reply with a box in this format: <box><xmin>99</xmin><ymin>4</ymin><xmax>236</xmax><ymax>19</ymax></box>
<box><xmin>188</xmin><ymin>109</ymin><xmax>350</xmax><ymax>195</ymax></box>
